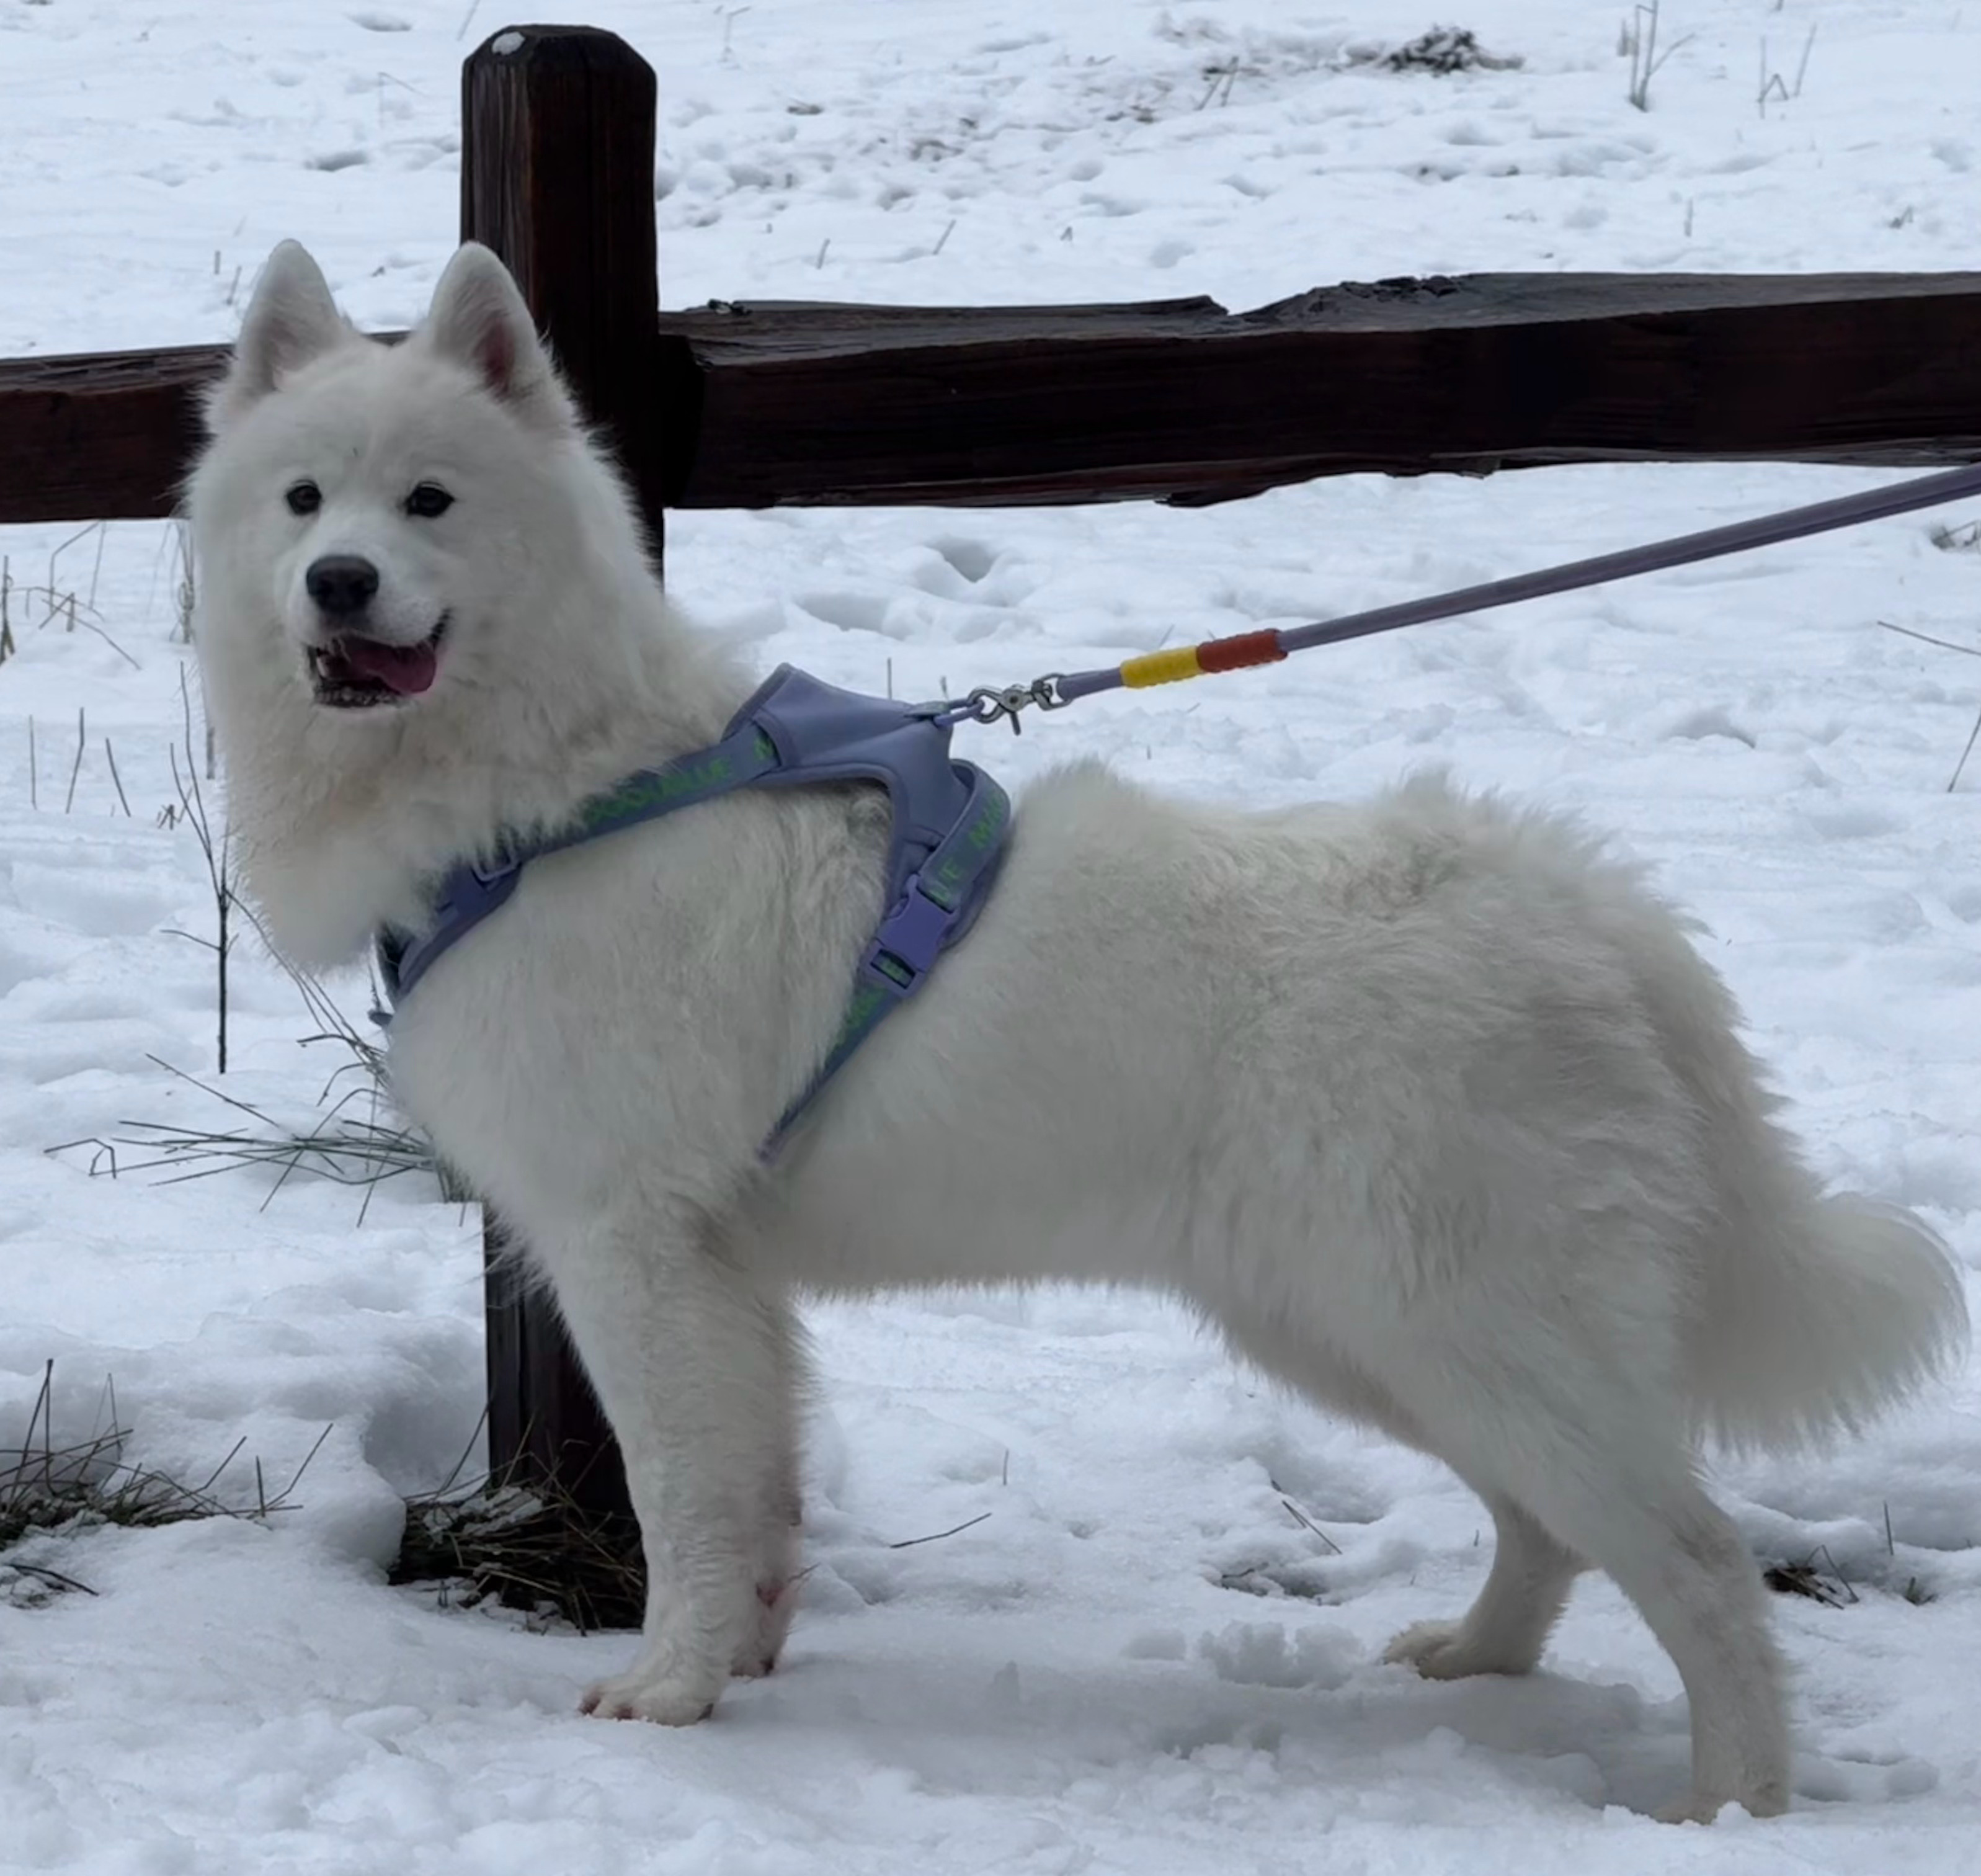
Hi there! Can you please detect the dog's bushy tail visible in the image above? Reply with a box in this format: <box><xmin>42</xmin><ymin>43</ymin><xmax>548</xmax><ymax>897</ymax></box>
<box><xmin>1552</xmin><ymin>819</ymin><xmax>1974</xmax><ymax>1455</ymax></box>
<box><xmin>1694</xmin><ymin>1185</ymin><xmax>1967</xmax><ymax>1454</ymax></box>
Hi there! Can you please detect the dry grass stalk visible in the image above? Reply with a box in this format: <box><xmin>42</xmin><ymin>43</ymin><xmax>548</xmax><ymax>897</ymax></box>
<box><xmin>393</xmin><ymin>1449</ymin><xmax>646</xmax><ymax>1633</ymax></box>
<box><xmin>2</xmin><ymin>1362</ymin><xmax>330</xmax><ymax>1603</ymax></box>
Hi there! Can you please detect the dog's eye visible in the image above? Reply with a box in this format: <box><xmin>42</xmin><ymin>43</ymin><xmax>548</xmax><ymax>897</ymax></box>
<box><xmin>404</xmin><ymin>483</ymin><xmax>455</xmax><ymax>519</ymax></box>
<box><xmin>285</xmin><ymin>481</ymin><xmax>321</xmax><ymax>517</ymax></box>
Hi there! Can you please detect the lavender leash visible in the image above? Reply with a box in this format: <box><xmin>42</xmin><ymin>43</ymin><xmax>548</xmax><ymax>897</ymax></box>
<box><xmin>948</xmin><ymin>460</ymin><xmax>1981</xmax><ymax>728</ymax></box>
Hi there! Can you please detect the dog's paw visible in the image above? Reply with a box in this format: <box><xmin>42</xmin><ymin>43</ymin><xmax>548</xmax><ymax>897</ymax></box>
<box><xmin>580</xmin><ymin>1661</ymin><xmax>724</xmax><ymax>1726</ymax></box>
<box><xmin>1650</xmin><ymin>1793</ymin><xmax>1722</xmax><ymax>1826</ymax></box>
<box><xmin>1382</xmin><ymin>1619</ymin><xmax>1525</xmax><ymax>1681</ymax></box>
<box><xmin>1648</xmin><ymin>1798</ymin><xmax>1727</xmax><ymax>1830</ymax></box>
<box><xmin>731</xmin><ymin>1576</ymin><xmax>799</xmax><ymax>1679</ymax></box>
<box><xmin>1650</xmin><ymin>1788</ymin><xmax>1783</xmax><ymax>1826</ymax></box>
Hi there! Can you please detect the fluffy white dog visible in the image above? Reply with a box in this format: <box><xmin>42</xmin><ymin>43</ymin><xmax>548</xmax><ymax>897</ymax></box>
<box><xmin>188</xmin><ymin>240</ymin><xmax>1967</xmax><ymax>1823</ymax></box>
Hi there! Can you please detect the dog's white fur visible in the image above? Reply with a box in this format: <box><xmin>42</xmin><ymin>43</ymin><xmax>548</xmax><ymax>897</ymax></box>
<box><xmin>189</xmin><ymin>241</ymin><xmax>1968</xmax><ymax>1823</ymax></box>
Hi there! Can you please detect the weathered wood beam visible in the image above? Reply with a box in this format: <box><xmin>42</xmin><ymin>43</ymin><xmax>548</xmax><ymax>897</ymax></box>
<box><xmin>0</xmin><ymin>342</ymin><xmax>224</xmax><ymax>525</ymax></box>
<box><xmin>6</xmin><ymin>272</ymin><xmax>1981</xmax><ymax>524</ymax></box>
<box><xmin>654</xmin><ymin>273</ymin><xmax>1981</xmax><ymax>507</ymax></box>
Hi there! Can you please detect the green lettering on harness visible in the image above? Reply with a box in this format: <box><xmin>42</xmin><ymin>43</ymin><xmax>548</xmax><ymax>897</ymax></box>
<box><xmin>834</xmin><ymin>978</ymin><xmax>889</xmax><ymax>1045</ymax></box>
<box><xmin>587</xmin><ymin>754</ymin><xmax>735</xmax><ymax>828</ymax></box>
<box><xmin>924</xmin><ymin>787</ymin><xmax>1008</xmax><ymax>908</ymax></box>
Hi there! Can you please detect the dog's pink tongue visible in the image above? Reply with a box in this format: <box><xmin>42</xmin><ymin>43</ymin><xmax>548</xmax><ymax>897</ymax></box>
<box><xmin>339</xmin><ymin>636</ymin><xmax>438</xmax><ymax>696</ymax></box>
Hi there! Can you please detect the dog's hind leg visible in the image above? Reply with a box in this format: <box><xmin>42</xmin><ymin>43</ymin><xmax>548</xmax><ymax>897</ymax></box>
<box><xmin>1546</xmin><ymin>1473</ymin><xmax>1788</xmax><ymax>1823</ymax></box>
<box><xmin>1422</xmin><ymin>1380</ymin><xmax>1788</xmax><ymax>1821</ymax></box>
<box><xmin>1384</xmin><ymin>1494</ymin><xmax>1582</xmax><ymax>1679</ymax></box>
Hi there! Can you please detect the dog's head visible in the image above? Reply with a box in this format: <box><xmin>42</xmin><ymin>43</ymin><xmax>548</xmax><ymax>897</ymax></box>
<box><xmin>193</xmin><ymin>241</ymin><xmax>584</xmax><ymax>717</ymax></box>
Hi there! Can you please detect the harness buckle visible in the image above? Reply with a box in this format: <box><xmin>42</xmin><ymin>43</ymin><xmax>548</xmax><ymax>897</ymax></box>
<box><xmin>860</xmin><ymin>872</ymin><xmax>961</xmax><ymax>996</ymax></box>
<box><xmin>440</xmin><ymin>854</ymin><xmax>525</xmax><ymax>936</ymax></box>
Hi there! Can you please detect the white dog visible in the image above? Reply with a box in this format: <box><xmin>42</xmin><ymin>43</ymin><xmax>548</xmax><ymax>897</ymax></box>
<box><xmin>189</xmin><ymin>241</ymin><xmax>1967</xmax><ymax>1823</ymax></box>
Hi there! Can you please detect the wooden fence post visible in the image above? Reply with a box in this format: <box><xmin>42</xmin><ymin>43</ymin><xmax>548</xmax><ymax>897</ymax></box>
<box><xmin>460</xmin><ymin>24</ymin><xmax>659</xmax><ymax>1527</ymax></box>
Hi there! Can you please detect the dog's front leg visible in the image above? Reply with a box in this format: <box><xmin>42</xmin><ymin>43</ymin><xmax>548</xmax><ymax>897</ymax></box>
<box><xmin>541</xmin><ymin>1209</ymin><xmax>799</xmax><ymax>1725</ymax></box>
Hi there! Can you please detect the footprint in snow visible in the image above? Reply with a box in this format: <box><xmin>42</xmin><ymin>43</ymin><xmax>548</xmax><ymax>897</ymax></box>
<box><xmin>794</xmin><ymin>591</ymin><xmax>897</xmax><ymax>636</ymax></box>
<box><xmin>929</xmin><ymin>537</ymin><xmax>996</xmax><ymax>584</ymax></box>
<box><xmin>7</xmin><ymin>862</ymin><xmax>185</xmax><ymax>940</ymax></box>
<box><xmin>1662</xmin><ymin>705</ymin><xmax>1756</xmax><ymax>747</ymax></box>
<box><xmin>1802</xmin><ymin>802</ymin><xmax>1904</xmax><ymax>840</ymax></box>
<box><xmin>1197</xmin><ymin>1620</ymin><xmax>1358</xmax><ymax>1691</ymax></box>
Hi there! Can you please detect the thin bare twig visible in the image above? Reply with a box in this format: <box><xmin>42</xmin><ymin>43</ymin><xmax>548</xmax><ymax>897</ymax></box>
<box><xmin>1878</xmin><ymin>619</ymin><xmax>1981</xmax><ymax>790</ymax></box>
<box><xmin>1879</xmin><ymin>619</ymin><xmax>1981</xmax><ymax>658</ymax></box>
<box><xmin>63</xmin><ymin>707</ymin><xmax>86</xmax><ymax>813</ymax></box>
<box><xmin>1276</xmin><ymin>1492</ymin><xmax>1344</xmax><ymax>1555</ymax></box>
<box><xmin>104</xmin><ymin>739</ymin><xmax>131</xmax><ymax>816</ymax></box>
<box><xmin>5</xmin><ymin>1560</ymin><xmax>100</xmax><ymax>1597</ymax></box>
<box><xmin>888</xmin><ymin>1511</ymin><xmax>992</xmax><ymax>1550</ymax></box>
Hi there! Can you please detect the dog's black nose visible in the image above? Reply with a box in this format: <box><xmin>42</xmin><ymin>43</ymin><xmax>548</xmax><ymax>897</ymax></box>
<box><xmin>306</xmin><ymin>555</ymin><xmax>380</xmax><ymax>616</ymax></box>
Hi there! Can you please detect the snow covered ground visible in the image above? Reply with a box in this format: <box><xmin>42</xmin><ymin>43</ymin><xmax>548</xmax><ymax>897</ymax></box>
<box><xmin>6</xmin><ymin>0</ymin><xmax>1981</xmax><ymax>1867</ymax></box>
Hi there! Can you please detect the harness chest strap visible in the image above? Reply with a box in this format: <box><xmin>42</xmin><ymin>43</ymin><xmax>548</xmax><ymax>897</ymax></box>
<box><xmin>376</xmin><ymin>664</ymin><xmax>1011</xmax><ymax>1150</ymax></box>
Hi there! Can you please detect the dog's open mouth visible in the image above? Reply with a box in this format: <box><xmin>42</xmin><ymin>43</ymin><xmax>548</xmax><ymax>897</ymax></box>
<box><xmin>306</xmin><ymin>619</ymin><xmax>448</xmax><ymax>708</ymax></box>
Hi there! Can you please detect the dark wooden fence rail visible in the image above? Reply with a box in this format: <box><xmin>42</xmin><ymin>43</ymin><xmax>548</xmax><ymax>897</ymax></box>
<box><xmin>11</xmin><ymin>272</ymin><xmax>1981</xmax><ymax>526</ymax></box>
<box><xmin>5</xmin><ymin>23</ymin><xmax>1980</xmax><ymax>1553</ymax></box>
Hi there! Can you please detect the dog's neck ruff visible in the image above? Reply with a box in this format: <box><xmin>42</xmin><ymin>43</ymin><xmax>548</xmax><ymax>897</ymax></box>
<box><xmin>375</xmin><ymin>664</ymin><xmax>1010</xmax><ymax>1152</ymax></box>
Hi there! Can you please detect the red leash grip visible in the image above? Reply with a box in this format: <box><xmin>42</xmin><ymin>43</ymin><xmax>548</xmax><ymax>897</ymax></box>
<box><xmin>1195</xmin><ymin>629</ymin><xmax>1289</xmax><ymax>676</ymax></box>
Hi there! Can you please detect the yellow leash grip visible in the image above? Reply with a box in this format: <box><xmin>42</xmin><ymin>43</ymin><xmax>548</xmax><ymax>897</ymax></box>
<box><xmin>1118</xmin><ymin>645</ymin><xmax>1205</xmax><ymax>689</ymax></box>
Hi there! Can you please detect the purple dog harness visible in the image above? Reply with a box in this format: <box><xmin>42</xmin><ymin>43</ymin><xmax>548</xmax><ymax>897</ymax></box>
<box><xmin>376</xmin><ymin>665</ymin><xmax>1011</xmax><ymax>1149</ymax></box>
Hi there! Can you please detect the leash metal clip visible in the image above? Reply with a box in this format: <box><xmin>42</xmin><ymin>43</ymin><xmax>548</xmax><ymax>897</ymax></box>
<box><xmin>959</xmin><ymin>673</ymin><xmax>1069</xmax><ymax>735</ymax></box>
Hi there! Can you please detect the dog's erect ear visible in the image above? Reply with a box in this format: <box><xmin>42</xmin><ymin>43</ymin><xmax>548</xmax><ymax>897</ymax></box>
<box><xmin>207</xmin><ymin>242</ymin><xmax>349</xmax><ymax>431</ymax></box>
<box><xmin>419</xmin><ymin>243</ymin><xmax>574</xmax><ymax>432</ymax></box>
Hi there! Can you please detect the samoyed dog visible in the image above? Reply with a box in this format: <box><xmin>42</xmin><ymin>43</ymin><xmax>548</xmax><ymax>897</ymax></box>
<box><xmin>189</xmin><ymin>240</ymin><xmax>1965</xmax><ymax>1823</ymax></box>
